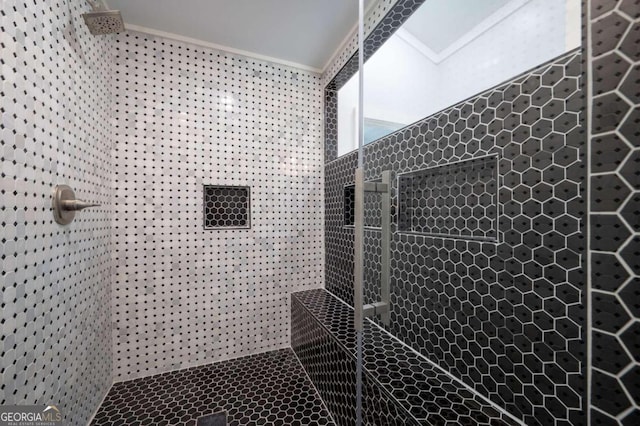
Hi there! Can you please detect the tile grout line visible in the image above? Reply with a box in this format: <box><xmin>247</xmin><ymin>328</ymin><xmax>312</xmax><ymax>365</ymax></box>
<box><xmin>86</xmin><ymin>381</ymin><xmax>114</xmax><ymax>426</ymax></box>
<box><xmin>291</xmin><ymin>295</ymin><xmax>422</xmax><ymax>426</ymax></box>
<box><xmin>585</xmin><ymin>0</ymin><xmax>593</xmax><ymax>424</ymax></box>
<box><xmin>90</xmin><ymin>347</ymin><xmax>331</xmax><ymax>425</ymax></box>
<box><xmin>111</xmin><ymin>344</ymin><xmax>290</xmax><ymax>385</ymax></box>
<box><xmin>289</xmin><ymin>349</ymin><xmax>339</xmax><ymax>426</ymax></box>
<box><xmin>305</xmin><ymin>290</ymin><xmax>526</xmax><ymax>426</ymax></box>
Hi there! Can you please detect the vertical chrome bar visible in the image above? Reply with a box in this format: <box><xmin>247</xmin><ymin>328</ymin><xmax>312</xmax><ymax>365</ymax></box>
<box><xmin>357</xmin><ymin>2</ymin><xmax>364</xmax><ymax>168</ymax></box>
<box><xmin>380</xmin><ymin>170</ymin><xmax>391</xmax><ymax>326</ymax></box>
<box><xmin>354</xmin><ymin>167</ymin><xmax>365</xmax><ymax>331</ymax></box>
<box><xmin>356</xmin><ymin>0</ymin><xmax>365</xmax><ymax>423</ymax></box>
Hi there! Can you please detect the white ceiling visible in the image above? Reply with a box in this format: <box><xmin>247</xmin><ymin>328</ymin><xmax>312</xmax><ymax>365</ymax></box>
<box><xmin>403</xmin><ymin>0</ymin><xmax>511</xmax><ymax>53</ymax></box>
<box><xmin>106</xmin><ymin>0</ymin><xmax>368</xmax><ymax>71</ymax></box>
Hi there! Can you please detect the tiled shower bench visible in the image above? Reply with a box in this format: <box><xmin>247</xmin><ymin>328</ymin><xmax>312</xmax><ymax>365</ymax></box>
<box><xmin>292</xmin><ymin>289</ymin><xmax>520</xmax><ymax>426</ymax></box>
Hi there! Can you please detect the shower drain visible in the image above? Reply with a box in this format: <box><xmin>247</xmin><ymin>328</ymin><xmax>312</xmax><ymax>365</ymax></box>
<box><xmin>196</xmin><ymin>411</ymin><xmax>227</xmax><ymax>426</ymax></box>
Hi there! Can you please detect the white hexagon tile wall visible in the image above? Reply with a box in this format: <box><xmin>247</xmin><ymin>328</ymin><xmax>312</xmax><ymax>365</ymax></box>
<box><xmin>1</xmin><ymin>0</ymin><xmax>115</xmax><ymax>424</ymax></box>
<box><xmin>109</xmin><ymin>32</ymin><xmax>324</xmax><ymax>381</ymax></box>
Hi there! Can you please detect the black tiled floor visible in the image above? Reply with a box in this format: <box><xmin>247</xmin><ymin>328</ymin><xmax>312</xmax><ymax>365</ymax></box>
<box><xmin>91</xmin><ymin>349</ymin><xmax>335</xmax><ymax>426</ymax></box>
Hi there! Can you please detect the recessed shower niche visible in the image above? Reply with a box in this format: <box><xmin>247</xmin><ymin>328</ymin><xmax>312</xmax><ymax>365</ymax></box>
<box><xmin>203</xmin><ymin>185</ymin><xmax>251</xmax><ymax>230</ymax></box>
<box><xmin>397</xmin><ymin>155</ymin><xmax>498</xmax><ymax>241</ymax></box>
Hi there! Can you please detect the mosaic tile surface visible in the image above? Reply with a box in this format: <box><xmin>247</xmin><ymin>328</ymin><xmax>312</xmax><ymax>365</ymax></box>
<box><xmin>197</xmin><ymin>413</ymin><xmax>226</xmax><ymax>426</ymax></box>
<box><xmin>324</xmin><ymin>51</ymin><xmax>586</xmax><ymax>426</ymax></box>
<box><xmin>92</xmin><ymin>349</ymin><xmax>335</xmax><ymax>426</ymax></box>
<box><xmin>110</xmin><ymin>32</ymin><xmax>324</xmax><ymax>381</ymax></box>
<box><xmin>292</xmin><ymin>297</ymin><xmax>418</xmax><ymax>426</ymax></box>
<box><xmin>343</xmin><ymin>184</ymin><xmax>382</xmax><ymax>229</ymax></box>
<box><xmin>589</xmin><ymin>1</ymin><xmax>640</xmax><ymax>424</ymax></box>
<box><xmin>203</xmin><ymin>186</ymin><xmax>251</xmax><ymax>229</ymax></box>
<box><xmin>292</xmin><ymin>290</ymin><xmax>520</xmax><ymax>426</ymax></box>
<box><xmin>0</xmin><ymin>1</ymin><xmax>114</xmax><ymax>424</ymax></box>
<box><xmin>397</xmin><ymin>155</ymin><xmax>498</xmax><ymax>241</ymax></box>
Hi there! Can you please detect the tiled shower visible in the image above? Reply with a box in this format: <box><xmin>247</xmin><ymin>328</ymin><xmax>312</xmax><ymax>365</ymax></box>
<box><xmin>1</xmin><ymin>1</ymin><xmax>639</xmax><ymax>426</ymax></box>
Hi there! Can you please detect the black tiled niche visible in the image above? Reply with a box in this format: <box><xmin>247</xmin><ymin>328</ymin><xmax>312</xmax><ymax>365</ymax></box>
<box><xmin>203</xmin><ymin>185</ymin><xmax>250</xmax><ymax>229</ymax></box>
<box><xmin>397</xmin><ymin>155</ymin><xmax>498</xmax><ymax>241</ymax></box>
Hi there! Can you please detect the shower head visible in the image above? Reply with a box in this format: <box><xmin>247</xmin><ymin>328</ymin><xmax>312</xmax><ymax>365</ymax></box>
<box><xmin>82</xmin><ymin>0</ymin><xmax>125</xmax><ymax>35</ymax></box>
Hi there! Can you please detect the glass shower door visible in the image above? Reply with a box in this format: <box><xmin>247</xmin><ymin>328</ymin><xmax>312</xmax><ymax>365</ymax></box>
<box><xmin>353</xmin><ymin>1</ymin><xmax>365</xmax><ymax>425</ymax></box>
<box><xmin>352</xmin><ymin>2</ymin><xmax>393</xmax><ymax>424</ymax></box>
<box><xmin>353</xmin><ymin>167</ymin><xmax>391</xmax><ymax>425</ymax></box>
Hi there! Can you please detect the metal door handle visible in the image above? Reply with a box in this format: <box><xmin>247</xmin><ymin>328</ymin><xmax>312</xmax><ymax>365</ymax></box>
<box><xmin>354</xmin><ymin>169</ymin><xmax>391</xmax><ymax>331</ymax></box>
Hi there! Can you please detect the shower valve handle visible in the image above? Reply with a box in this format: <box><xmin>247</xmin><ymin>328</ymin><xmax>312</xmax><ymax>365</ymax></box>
<box><xmin>61</xmin><ymin>199</ymin><xmax>101</xmax><ymax>211</ymax></box>
<box><xmin>52</xmin><ymin>184</ymin><xmax>101</xmax><ymax>225</ymax></box>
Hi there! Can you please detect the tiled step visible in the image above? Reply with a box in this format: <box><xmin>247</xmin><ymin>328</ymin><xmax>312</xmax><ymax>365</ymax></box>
<box><xmin>292</xmin><ymin>289</ymin><xmax>521</xmax><ymax>426</ymax></box>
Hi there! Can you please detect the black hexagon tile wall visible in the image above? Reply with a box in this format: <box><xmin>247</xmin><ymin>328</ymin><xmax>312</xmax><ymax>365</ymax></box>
<box><xmin>325</xmin><ymin>48</ymin><xmax>586</xmax><ymax>426</ymax></box>
<box><xmin>589</xmin><ymin>1</ymin><xmax>640</xmax><ymax>425</ymax></box>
